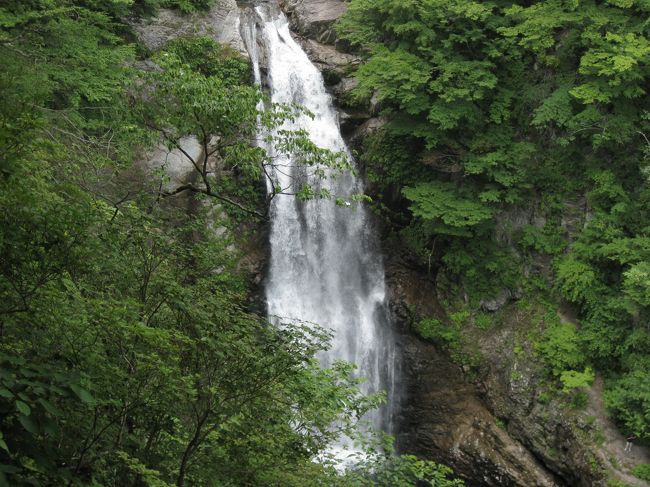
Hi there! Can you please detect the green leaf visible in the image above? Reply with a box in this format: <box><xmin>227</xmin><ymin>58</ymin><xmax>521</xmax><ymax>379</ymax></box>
<box><xmin>403</xmin><ymin>182</ymin><xmax>493</xmax><ymax>231</ymax></box>
<box><xmin>37</xmin><ymin>398</ymin><xmax>62</xmax><ymax>417</ymax></box>
<box><xmin>17</xmin><ymin>414</ymin><xmax>39</xmax><ymax>435</ymax></box>
<box><xmin>69</xmin><ymin>384</ymin><xmax>94</xmax><ymax>404</ymax></box>
<box><xmin>41</xmin><ymin>417</ymin><xmax>58</xmax><ymax>437</ymax></box>
<box><xmin>0</xmin><ymin>433</ymin><xmax>9</xmax><ymax>453</ymax></box>
<box><xmin>15</xmin><ymin>401</ymin><xmax>30</xmax><ymax>416</ymax></box>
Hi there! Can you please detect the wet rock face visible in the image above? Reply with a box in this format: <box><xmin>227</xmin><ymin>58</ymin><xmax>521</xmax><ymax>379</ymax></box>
<box><xmin>385</xmin><ymin>252</ymin><xmax>560</xmax><ymax>487</ymax></box>
<box><xmin>298</xmin><ymin>38</ymin><xmax>360</xmax><ymax>84</ymax></box>
<box><xmin>383</xmin><ymin>238</ymin><xmax>609</xmax><ymax>486</ymax></box>
<box><xmin>276</xmin><ymin>0</ymin><xmax>359</xmax><ymax>87</ymax></box>
<box><xmin>478</xmin><ymin>325</ymin><xmax>604</xmax><ymax>487</ymax></box>
<box><xmin>132</xmin><ymin>0</ymin><xmax>247</xmax><ymax>54</ymax></box>
<box><xmin>141</xmin><ymin>137</ymin><xmax>203</xmax><ymax>191</ymax></box>
<box><xmin>276</xmin><ymin>0</ymin><xmax>378</xmax><ymax>141</ymax></box>
<box><xmin>280</xmin><ymin>0</ymin><xmax>347</xmax><ymax>43</ymax></box>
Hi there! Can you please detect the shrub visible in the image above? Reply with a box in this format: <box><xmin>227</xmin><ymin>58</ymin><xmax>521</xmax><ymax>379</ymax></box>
<box><xmin>632</xmin><ymin>464</ymin><xmax>650</xmax><ymax>482</ymax></box>
<box><xmin>536</xmin><ymin>313</ymin><xmax>586</xmax><ymax>376</ymax></box>
<box><xmin>560</xmin><ymin>368</ymin><xmax>595</xmax><ymax>393</ymax></box>
<box><xmin>415</xmin><ymin>318</ymin><xmax>461</xmax><ymax>348</ymax></box>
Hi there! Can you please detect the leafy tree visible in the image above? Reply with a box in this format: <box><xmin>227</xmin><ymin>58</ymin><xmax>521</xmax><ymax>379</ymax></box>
<box><xmin>403</xmin><ymin>182</ymin><xmax>493</xmax><ymax>237</ymax></box>
<box><xmin>343</xmin><ymin>451</ymin><xmax>465</xmax><ymax>486</ymax></box>
<box><xmin>339</xmin><ymin>0</ymin><xmax>650</xmax><ymax>438</ymax></box>
<box><xmin>138</xmin><ymin>36</ymin><xmax>350</xmax><ymax>218</ymax></box>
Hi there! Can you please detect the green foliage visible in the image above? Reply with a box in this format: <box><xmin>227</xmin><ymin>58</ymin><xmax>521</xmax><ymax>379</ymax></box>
<box><xmin>0</xmin><ymin>2</ymin><xmax>461</xmax><ymax>486</ymax></box>
<box><xmin>554</xmin><ymin>256</ymin><xmax>601</xmax><ymax>305</ymax></box>
<box><xmin>474</xmin><ymin>312</ymin><xmax>493</xmax><ymax>330</ymax></box>
<box><xmin>518</xmin><ymin>224</ymin><xmax>566</xmax><ymax>255</ymax></box>
<box><xmin>415</xmin><ymin>317</ymin><xmax>461</xmax><ymax>348</ymax></box>
<box><xmin>403</xmin><ymin>182</ymin><xmax>493</xmax><ymax>236</ymax></box>
<box><xmin>536</xmin><ymin>313</ymin><xmax>587</xmax><ymax>377</ymax></box>
<box><xmin>604</xmin><ymin>357</ymin><xmax>650</xmax><ymax>439</ymax></box>
<box><xmin>343</xmin><ymin>452</ymin><xmax>465</xmax><ymax>487</ymax></box>
<box><xmin>137</xmin><ymin>35</ymin><xmax>350</xmax><ymax>218</ymax></box>
<box><xmin>623</xmin><ymin>262</ymin><xmax>650</xmax><ymax>308</ymax></box>
<box><xmin>442</xmin><ymin>239</ymin><xmax>521</xmax><ymax>301</ymax></box>
<box><xmin>160</xmin><ymin>0</ymin><xmax>214</xmax><ymax>13</ymax></box>
<box><xmin>607</xmin><ymin>480</ymin><xmax>635</xmax><ymax>487</ymax></box>
<box><xmin>0</xmin><ymin>142</ymin><xmax>378</xmax><ymax>483</ymax></box>
<box><xmin>338</xmin><ymin>2</ymin><xmax>650</xmax><ymax>412</ymax></box>
<box><xmin>632</xmin><ymin>464</ymin><xmax>650</xmax><ymax>482</ymax></box>
<box><xmin>414</xmin><ymin>310</ymin><xmax>486</xmax><ymax>369</ymax></box>
<box><xmin>572</xmin><ymin>32</ymin><xmax>650</xmax><ymax>104</ymax></box>
<box><xmin>0</xmin><ymin>2</ymin><xmax>134</xmax><ymax>109</ymax></box>
<box><xmin>164</xmin><ymin>36</ymin><xmax>249</xmax><ymax>82</ymax></box>
<box><xmin>560</xmin><ymin>368</ymin><xmax>595</xmax><ymax>393</ymax></box>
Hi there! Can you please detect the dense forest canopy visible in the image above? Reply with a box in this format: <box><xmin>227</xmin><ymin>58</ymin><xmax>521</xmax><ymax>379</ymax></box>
<box><xmin>338</xmin><ymin>0</ymin><xmax>650</xmax><ymax>442</ymax></box>
<box><xmin>0</xmin><ymin>0</ymin><xmax>462</xmax><ymax>485</ymax></box>
<box><xmin>2</xmin><ymin>0</ymin><xmax>650</xmax><ymax>484</ymax></box>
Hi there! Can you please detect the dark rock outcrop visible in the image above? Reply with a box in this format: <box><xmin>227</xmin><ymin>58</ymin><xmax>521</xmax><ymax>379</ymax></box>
<box><xmin>396</xmin><ymin>338</ymin><xmax>560</xmax><ymax>487</ymax></box>
<box><xmin>476</xmin><ymin>315</ymin><xmax>605</xmax><ymax>486</ymax></box>
<box><xmin>280</xmin><ymin>0</ymin><xmax>347</xmax><ymax>43</ymax></box>
<box><xmin>298</xmin><ymin>38</ymin><xmax>360</xmax><ymax>84</ymax></box>
<box><xmin>385</xmin><ymin>251</ymin><xmax>561</xmax><ymax>486</ymax></box>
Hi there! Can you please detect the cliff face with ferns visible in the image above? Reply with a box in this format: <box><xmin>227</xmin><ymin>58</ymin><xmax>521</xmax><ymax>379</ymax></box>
<box><xmin>263</xmin><ymin>2</ymin><xmax>650</xmax><ymax>486</ymax></box>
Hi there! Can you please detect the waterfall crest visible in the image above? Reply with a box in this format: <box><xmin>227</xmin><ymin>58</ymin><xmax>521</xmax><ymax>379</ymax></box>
<box><xmin>241</xmin><ymin>4</ymin><xmax>396</xmax><ymax>442</ymax></box>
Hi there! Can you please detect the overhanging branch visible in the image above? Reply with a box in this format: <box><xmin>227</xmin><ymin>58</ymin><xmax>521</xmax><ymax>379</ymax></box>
<box><xmin>162</xmin><ymin>184</ymin><xmax>267</xmax><ymax>219</ymax></box>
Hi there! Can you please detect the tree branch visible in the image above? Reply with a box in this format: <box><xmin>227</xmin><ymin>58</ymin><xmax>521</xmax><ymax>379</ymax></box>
<box><xmin>162</xmin><ymin>184</ymin><xmax>267</xmax><ymax>219</ymax></box>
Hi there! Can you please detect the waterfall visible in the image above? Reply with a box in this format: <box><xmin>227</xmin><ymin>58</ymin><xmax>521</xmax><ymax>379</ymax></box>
<box><xmin>241</xmin><ymin>4</ymin><xmax>396</xmax><ymax>448</ymax></box>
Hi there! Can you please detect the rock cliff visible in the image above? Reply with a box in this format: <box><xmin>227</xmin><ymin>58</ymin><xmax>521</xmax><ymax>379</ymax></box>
<box><xmin>386</xmin><ymin>248</ymin><xmax>562</xmax><ymax>487</ymax></box>
<box><xmin>132</xmin><ymin>0</ymin><xmax>247</xmax><ymax>54</ymax></box>
<box><xmin>280</xmin><ymin>0</ymin><xmax>346</xmax><ymax>43</ymax></box>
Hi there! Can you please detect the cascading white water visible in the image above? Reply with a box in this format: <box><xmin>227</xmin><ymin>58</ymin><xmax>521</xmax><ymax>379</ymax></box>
<box><xmin>242</xmin><ymin>4</ymin><xmax>396</xmax><ymax>445</ymax></box>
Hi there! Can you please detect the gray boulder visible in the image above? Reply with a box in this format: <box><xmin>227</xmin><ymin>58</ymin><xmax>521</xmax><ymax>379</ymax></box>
<box><xmin>281</xmin><ymin>0</ymin><xmax>347</xmax><ymax>43</ymax></box>
<box><xmin>131</xmin><ymin>0</ymin><xmax>246</xmax><ymax>54</ymax></box>
<box><xmin>297</xmin><ymin>38</ymin><xmax>360</xmax><ymax>84</ymax></box>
